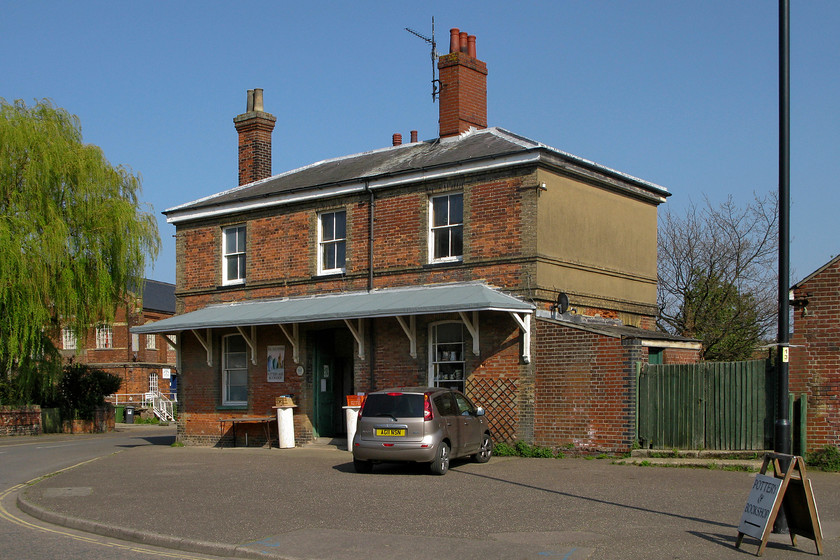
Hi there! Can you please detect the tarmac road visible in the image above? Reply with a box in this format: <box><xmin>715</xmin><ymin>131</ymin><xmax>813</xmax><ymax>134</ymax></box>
<box><xmin>11</xmin><ymin>430</ymin><xmax>840</xmax><ymax>560</ymax></box>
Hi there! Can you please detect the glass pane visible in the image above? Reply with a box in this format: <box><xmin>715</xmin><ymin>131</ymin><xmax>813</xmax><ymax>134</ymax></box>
<box><xmin>451</xmin><ymin>225</ymin><xmax>463</xmax><ymax>257</ymax></box>
<box><xmin>227</xmin><ymin>382</ymin><xmax>247</xmax><ymax>403</ymax></box>
<box><xmin>227</xmin><ymin>352</ymin><xmax>247</xmax><ymax>369</ymax></box>
<box><xmin>334</xmin><ymin>211</ymin><xmax>346</xmax><ymax>238</ymax></box>
<box><xmin>434</xmin><ymin>229</ymin><xmax>448</xmax><ymax>259</ymax></box>
<box><xmin>226</xmin><ymin>335</ymin><xmax>246</xmax><ymax>353</ymax></box>
<box><xmin>335</xmin><ymin>240</ymin><xmax>346</xmax><ymax>268</ymax></box>
<box><xmin>436</xmin><ymin>323</ymin><xmax>463</xmax><ymax>343</ymax></box>
<box><xmin>323</xmin><ymin>243</ymin><xmax>336</xmax><ymax>270</ymax></box>
<box><xmin>237</xmin><ymin>227</ymin><xmax>246</xmax><ymax>251</ymax></box>
<box><xmin>225</xmin><ymin>229</ymin><xmax>237</xmax><ymax>254</ymax></box>
<box><xmin>236</xmin><ymin>254</ymin><xmax>246</xmax><ymax>279</ymax></box>
<box><xmin>322</xmin><ymin>213</ymin><xmax>335</xmax><ymax>241</ymax></box>
<box><xmin>432</xmin><ymin>196</ymin><xmax>448</xmax><ymax>227</ymax></box>
<box><xmin>449</xmin><ymin>194</ymin><xmax>463</xmax><ymax>224</ymax></box>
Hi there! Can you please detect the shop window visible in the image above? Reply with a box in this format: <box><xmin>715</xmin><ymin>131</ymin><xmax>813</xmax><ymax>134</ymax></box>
<box><xmin>429</xmin><ymin>321</ymin><xmax>465</xmax><ymax>391</ymax></box>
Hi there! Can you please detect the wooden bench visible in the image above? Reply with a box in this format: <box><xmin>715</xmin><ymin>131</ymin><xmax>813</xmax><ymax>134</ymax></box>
<box><xmin>218</xmin><ymin>415</ymin><xmax>274</xmax><ymax>448</ymax></box>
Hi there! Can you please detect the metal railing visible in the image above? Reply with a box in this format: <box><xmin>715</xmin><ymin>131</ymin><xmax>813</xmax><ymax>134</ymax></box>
<box><xmin>107</xmin><ymin>391</ymin><xmax>177</xmax><ymax>422</ymax></box>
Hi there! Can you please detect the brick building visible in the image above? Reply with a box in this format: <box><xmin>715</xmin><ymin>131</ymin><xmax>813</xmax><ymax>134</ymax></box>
<box><xmin>790</xmin><ymin>254</ymin><xmax>840</xmax><ymax>451</ymax></box>
<box><xmin>61</xmin><ymin>279</ymin><xmax>178</xmax><ymax>404</ymax></box>
<box><xmin>135</xmin><ymin>28</ymin><xmax>699</xmax><ymax>451</ymax></box>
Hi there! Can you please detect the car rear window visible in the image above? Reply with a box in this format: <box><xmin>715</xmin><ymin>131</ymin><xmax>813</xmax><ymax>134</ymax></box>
<box><xmin>362</xmin><ymin>393</ymin><xmax>424</xmax><ymax>418</ymax></box>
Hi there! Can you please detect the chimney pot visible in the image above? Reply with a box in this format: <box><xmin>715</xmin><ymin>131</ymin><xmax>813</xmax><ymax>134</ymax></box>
<box><xmin>410</xmin><ymin>130</ymin><xmax>418</xmax><ymax>143</ymax></box>
<box><xmin>246</xmin><ymin>89</ymin><xmax>255</xmax><ymax>112</ymax></box>
<box><xmin>253</xmin><ymin>88</ymin><xmax>264</xmax><ymax>112</ymax></box>
<box><xmin>392</xmin><ymin>133</ymin><xmax>402</xmax><ymax>146</ymax></box>
<box><xmin>467</xmin><ymin>35</ymin><xmax>476</xmax><ymax>58</ymax></box>
<box><xmin>449</xmin><ymin>28</ymin><xmax>460</xmax><ymax>54</ymax></box>
<box><xmin>459</xmin><ymin>32</ymin><xmax>468</xmax><ymax>53</ymax></box>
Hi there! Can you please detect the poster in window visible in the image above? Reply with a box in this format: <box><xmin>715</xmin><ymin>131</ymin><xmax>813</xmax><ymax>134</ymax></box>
<box><xmin>267</xmin><ymin>345</ymin><xmax>285</xmax><ymax>382</ymax></box>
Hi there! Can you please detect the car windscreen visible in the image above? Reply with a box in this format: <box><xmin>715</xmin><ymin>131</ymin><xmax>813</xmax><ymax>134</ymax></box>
<box><xmin>362</xmin><ymin>393</ymin><xmax>424</xmax><ymax>419</ymax></box>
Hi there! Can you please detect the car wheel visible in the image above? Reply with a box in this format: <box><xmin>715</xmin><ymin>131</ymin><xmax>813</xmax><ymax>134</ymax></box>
<box><xmin>473</xmin><ymin>433</ymin><xmax>492</xmax><ymax>463</ymax></box>
<box><xmin>353</xmin><ymin>458</ymin><xmax>373</xmax><ymax>474</ymax></box>
<box><xmin>430</xmin><ymin>442</ymin><xmax>450</xmax><ymax>475</ymax></box>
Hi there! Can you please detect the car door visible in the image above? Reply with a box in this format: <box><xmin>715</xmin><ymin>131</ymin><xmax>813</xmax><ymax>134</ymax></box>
<box><xmin>452</xmin><ymin>392</ymin><xmax>483</xmax><ymax>456</ymax></box>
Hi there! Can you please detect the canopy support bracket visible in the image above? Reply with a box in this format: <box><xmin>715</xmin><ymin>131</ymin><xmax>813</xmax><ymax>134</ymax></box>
<box><xmin>191</xmin><ymin>329</ymin><xmax>213</xmax><ymax>367</ymax></box>
<box><xmin>459</xmin><ymin>311</ymin><xmax>480</xmax><ymax>356</ymax></box>
<box><xmin>236</xmin><ymin>326</ymin><xmax>258</xmax><ymax>365</ymax></box>
<box><xmin>344</xmin><ymin>319</ymin><xmax>365</xmax><ymax>359</ymax></box>
<box><xmin>395</xmin><ymin>316</ymin><xmax>417</xmax><ymax>358</ymax></box>
<box><xmin>278</xmin><ymin>323</ymin><xmax>300</xmax><ymax>364</ymax></box>
<box><xmin>509</xmin><ymin>312</ymin><xmax>532</xmax><ymax>364</ymax></box>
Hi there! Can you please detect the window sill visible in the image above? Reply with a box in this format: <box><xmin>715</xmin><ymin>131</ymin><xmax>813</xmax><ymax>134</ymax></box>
<box><xmin>314</xmin><ymin>271</ymin><xmax>346</xmax><ymax>279</ymax></box>
<box><xmin>423</xmin><ymin>259</ymin><xmax>464</xmax><ymax>269</ymax></box>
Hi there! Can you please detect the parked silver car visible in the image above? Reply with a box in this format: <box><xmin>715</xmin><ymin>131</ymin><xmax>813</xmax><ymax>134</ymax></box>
<box><xmin>351</xmin><ymin>387</ymin><xmax>492</xmax><ymax>475</ymax></box>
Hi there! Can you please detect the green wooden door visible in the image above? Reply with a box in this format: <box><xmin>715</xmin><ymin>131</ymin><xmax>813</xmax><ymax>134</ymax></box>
<box><xmin>313</xmin><ymin>348</ymin><xmax>335</xmax><ymax>438</ymax></box>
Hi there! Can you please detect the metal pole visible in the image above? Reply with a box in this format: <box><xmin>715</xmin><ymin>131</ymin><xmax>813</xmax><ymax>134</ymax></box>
<box><xmin>775</xmin><ymin>0</ymin><xmax>791</xmax><ymax>457</ymax></box>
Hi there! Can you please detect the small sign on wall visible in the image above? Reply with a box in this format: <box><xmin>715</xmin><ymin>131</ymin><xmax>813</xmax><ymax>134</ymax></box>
<box><xmin>267</xmin><ymin>345</ymin><xmax>285</xmax><ymax>382</ymax></box>
<box><xmin>162</xmin><ymin>368</ymin><xmax>171</xmax><ymax>380</ymax></box>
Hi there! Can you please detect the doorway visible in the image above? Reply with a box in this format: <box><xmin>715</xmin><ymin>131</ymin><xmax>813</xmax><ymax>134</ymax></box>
<box><xmin>311</xmin><ymin>329</ymin><xmax>354</xmax><ymax>438</ymax></box>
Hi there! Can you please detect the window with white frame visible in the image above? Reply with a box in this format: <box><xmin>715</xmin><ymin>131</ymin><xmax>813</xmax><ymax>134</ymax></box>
<box><xmin>429</xmin><ymin>192</ymin><xmax>463</xmax><ymax>262</ymax></box>
<box><xmin>223</xmin><ymin>225</ymin><xmax>247</xmax><ymax>285</ymax></box>
<box><xmin>429</xmin><ymin>321</ymin><xmax>466</xmax><ymax>392</ymax></box>
<box><xmin>61</xmin><ymin>328</ymin><xmax>77</xmax><ymax>350</ymax></box>
<box><xmin>95</xmin><ymin>324</ymin><xmax>113</xmax><ymax>349</ymax></box>
<box><xmin>223</xmin><ymin>334</ymin><xmax>248</xmax><ymax>406</ymax></box>
<box><xmin>318</xmin><ymin>210</ymin><xmax>346</xmax><ymax>274</ymax></box>
<box><xmin>146</xmin><ymin>334</ymin><xmax>157</xmax><ymax>350</ymax></box>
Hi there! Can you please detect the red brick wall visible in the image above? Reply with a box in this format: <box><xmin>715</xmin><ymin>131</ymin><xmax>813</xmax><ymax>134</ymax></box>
<box><xmin>790</xmin><ymin>258</ymin><xmax>840</xmax><ymax>451</ymax></box>
<box><xmin>663</xmin><ymin>347</ymin><xmax>702</xmax><ymax>365</ymax></box>
<box><xmin>0</xmin><ymin>405</ymin><xmax>41</xmax><ymax>436</ymax></box>
<box><xmin>534</xmin><ymin>320</ymin><xmax>640</xmax><ymax>453</ymax></box>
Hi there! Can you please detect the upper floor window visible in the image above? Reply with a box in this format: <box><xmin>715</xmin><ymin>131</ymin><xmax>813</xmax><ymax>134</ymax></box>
<box><xmin>146</xmin><ymin>334</ymin><xmax>157</xmax><ymax>351</ymax></box>
<box><xmin>429</xmin><ymin>193</ymin><xmax>463</xmax><ymax>263</ymax></box>
<box><xmin>318</xmin><ymin>210</ymin><xmax>346</xmax><ymax>274</ymax></box>
<box><xmin>223</xmin><ymin>225</ymin><xmax>247</xmax><ymax>285</ymax></box>
<box><xmin>95</xmin><ymin>324</ymin><xmax>113</xmax><ymax>349</ymax></box>
<box><xmin>61</xmin><ymin>328</ymin><xmax>77</xmax><ymax>350</ymax></box>
<box><xmin>223</xmin><ymin>334</ymin><xmax>248</xmax><ymax>406</ymax></box>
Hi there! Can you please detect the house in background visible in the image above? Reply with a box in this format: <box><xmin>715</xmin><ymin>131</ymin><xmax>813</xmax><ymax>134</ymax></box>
<box><xmin>135</xmin><ymin>28</ymin><xmax>700</xmax><ymax>451</ymax></box>
<box><xmin>61</xmin><ymin>279</ymin><xmax>178</xmax><ymax>419</ymax></box>
<box><xmin>790</xmin><ymin>254</ymin><xmax>840</xmax><ymax>452</ymax></box>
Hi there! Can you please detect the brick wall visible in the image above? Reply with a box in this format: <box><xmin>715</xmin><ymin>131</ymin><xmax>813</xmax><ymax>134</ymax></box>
<box><xmin>0</xmin><ymin>405</ymin><xmax>41</xmax><ymax>436</ymax></box>
<box><xmin>790</xmin><ymin>258</ymin><xmax>840</xmax><ymax>451</ymax></box>
<box><xmin>533</xmin><ymin>320</ymin><xmax>639</xmax><ymax>453</ymax></box>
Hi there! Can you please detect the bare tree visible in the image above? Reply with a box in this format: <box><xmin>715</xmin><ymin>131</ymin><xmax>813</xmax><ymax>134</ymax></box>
<box><xmin>657</xmin><ymin>192</ymin><xmax>778</xmax><ymax>360</ymax></box>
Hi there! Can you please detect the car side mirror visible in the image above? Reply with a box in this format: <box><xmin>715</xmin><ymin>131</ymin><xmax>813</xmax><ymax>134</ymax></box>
<box><xmin>475</xmin><ymin>407</ymin><xmax>485</xmax><ymax>416</ymax></box>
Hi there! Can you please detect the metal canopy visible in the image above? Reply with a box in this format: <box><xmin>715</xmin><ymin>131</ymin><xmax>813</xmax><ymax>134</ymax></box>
<box><xmin>132</xmin><ymin>282</ymin><xmax>534</xmax><ymax>364</ymax></box>
<box><xmin>132</xmin><ymin>282</ymin><xmax>533</xmax><ymax>334</ymax></box>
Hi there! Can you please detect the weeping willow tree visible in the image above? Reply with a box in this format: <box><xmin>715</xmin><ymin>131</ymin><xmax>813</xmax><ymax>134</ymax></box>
<box><xmin>0</xmin><ymin>99</ymin><xmax>160</xmax><ymax>403</ymax></box>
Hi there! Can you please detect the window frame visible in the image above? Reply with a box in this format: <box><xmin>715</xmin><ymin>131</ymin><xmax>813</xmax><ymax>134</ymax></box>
<box><xmin>95</xmin><ymin>324</ymin><xmax>113</xmax><ymax>349</ymax></box>
<box><xmin>428</xmin><ymin>320</ymin><xmax>466</xmax><ymax>392</ymax></box>
<box><xmin>222</xmin><ymin>224</ymin><xmax>247</xmax><ymax>286</ymax></box>
<box><xmin>61</xmin><ymin>328</ymin><xmax>77</xmax><ymax>350</ymax></box>
<box><xmin>146</xmin><ymin>334</ymin><xmax>157</xmax><ymax>351</ymax></box>
<box><xmin>222</xmin><ymin>333</ymin><xmax>249</xmax><ymax>406</ymax></box>
<box><xmin>428</xmin><ymin>192</ymin><xmax>464</xmax><ymax>264</ymax></box>
<box><xmin>317</xmin><ymin>209</ymin><xmax>347</xmax><ymax>275</ymax></box>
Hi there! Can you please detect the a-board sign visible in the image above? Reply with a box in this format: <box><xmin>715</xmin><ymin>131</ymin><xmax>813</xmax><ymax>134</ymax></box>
<box><xmin>738</xmin><ymin>474</ymin><xmax>783</xmax><ymax>540</ymax></box>
<box><xmin>735</xmin><ymin>453</ymin><xmax>824</xmax><ymax>557</ymax></box>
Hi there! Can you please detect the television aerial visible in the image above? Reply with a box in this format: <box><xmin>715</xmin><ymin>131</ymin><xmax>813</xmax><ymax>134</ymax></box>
<box><xmin>405</xmin><ymin>17</ymin><xmax>440</xmax><ymax>101</ymax></box>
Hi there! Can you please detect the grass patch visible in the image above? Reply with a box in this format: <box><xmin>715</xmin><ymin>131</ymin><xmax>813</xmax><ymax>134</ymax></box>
<box><xmin>807</xmin><ymin>446</ymin><xmax>840</xmax><ymax>472</ymax></box>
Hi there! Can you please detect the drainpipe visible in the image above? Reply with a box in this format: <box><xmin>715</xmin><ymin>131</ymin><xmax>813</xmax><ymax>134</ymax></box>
<box><xmin>367</xmin><ymin>182</ymin><xmax>374</xmax><ymax>292</ymax></box>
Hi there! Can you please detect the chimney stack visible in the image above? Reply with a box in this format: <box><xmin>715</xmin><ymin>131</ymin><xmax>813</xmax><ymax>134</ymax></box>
<box><xmin>392</xmin><ymin>133</ymin><xmax>402</xmax><ymax>146</ymax></box>
<box><xmin>438</xmin><ymin>28</ymin><xmax>487</xmax><ymax>138</ymax></box>
<box><xmin>233</xmin><ymin>88</ymin><xmax>277</xmax><ymax>186</ymax></box>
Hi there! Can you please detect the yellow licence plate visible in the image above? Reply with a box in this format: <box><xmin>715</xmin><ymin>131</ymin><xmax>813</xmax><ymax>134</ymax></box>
<box><xmin>375</xmin><ymin>428</ymin><xmax>406</xmax><ymax>437</ymax></box>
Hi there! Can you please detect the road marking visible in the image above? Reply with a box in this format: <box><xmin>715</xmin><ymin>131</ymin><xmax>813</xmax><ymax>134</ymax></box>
<box><xmin>0</xmin><ymin>458</ymin><xmax>211</xmax><ymax>560</ymax></box>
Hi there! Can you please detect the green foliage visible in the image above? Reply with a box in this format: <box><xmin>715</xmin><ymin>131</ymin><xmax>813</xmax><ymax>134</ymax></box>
<box><xmin>0</xmin><ymin>99</ymin><xmax>159</xmax><ymax>377</ymax></box>
<box><xmin>493</xmin><ymin>442</ymin><xmax>518</xmax><ymax>456</ymax></box>
<box><xmin>807</xmin><ymin>446</ymin><xmax>840</xmax><ymax>472</ymax></box>
<box><xmin>0</xmin><ymin>334</ymin><xmax>62</xmax><ymax>405</ymax></box>
<box><xmin>56</xmin><ymin>363</ymin><xmax>121</xmax><ymax>420</ymax></box>
<box><xmin>681</xmin><ymin>272</ymin><xmax>763</xmax><ymax>360</ymax></box>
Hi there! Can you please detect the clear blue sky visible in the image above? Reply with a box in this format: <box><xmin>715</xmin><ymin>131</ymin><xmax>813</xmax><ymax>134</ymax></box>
<box><xmin>3</xmin><ymin>1</ymin><xmax>838</xmax><ymax>285</ymax></box>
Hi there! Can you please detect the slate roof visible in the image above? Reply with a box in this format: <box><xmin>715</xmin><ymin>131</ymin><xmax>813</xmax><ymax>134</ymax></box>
<box><xmin>165</xmin><ymin>127</ymin><xmax>669</xmax><ymax>223</ymax></box>
<box><xmin>141</xmin><ymin>279</ymin><xmax>176</xmax><ymax>314</ymax></box>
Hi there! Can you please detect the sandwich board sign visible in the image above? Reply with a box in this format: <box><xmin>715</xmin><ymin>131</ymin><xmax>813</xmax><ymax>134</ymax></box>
<box><xmin>736</xmin><ymin>453</ymin><xmax>824</xmax><ymax>556</ymax></box>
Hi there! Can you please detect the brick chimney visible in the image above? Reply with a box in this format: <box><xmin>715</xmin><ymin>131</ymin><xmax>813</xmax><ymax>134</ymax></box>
<box><xmin>437</xmin><ymin>28</ymin><xmax>488</xmax><ymax>138</ymax></box>
<box><xmin>233</xmin><ymin>88</ymin><xmax>276</xmax><ymax>185</ymax></box>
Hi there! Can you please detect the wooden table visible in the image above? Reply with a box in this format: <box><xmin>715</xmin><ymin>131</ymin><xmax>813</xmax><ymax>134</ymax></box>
<box><xmin>218</xmin><ymin>416</ymin><xmax>274</xmax><ymax>448</ymax></box>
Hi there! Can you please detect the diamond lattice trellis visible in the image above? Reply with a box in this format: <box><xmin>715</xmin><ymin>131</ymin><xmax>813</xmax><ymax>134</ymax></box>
<box><xmin>466</xmin><ymin>377</ymin><xmax>519</xmax><ymax>443</ymax></box>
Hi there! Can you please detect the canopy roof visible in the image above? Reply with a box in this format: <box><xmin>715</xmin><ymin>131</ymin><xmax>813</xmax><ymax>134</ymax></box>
<box><xmin>132</xmin><ymin>282</ymin><xmax>534</xmax><ymax>334</ymax></box>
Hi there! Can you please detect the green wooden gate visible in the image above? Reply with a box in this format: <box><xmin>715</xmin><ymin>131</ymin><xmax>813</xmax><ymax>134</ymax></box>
<box><xmin>637</xmin><ymin>360</ymin><xmax>775</xmax><ymax>450</ymax></box>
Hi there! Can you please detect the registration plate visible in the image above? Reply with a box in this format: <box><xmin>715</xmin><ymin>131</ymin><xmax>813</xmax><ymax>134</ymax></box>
<box><xmin>375</xmin><ymin>428</ymin><xmax>406</xmax><ymax>437</ymax></box>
